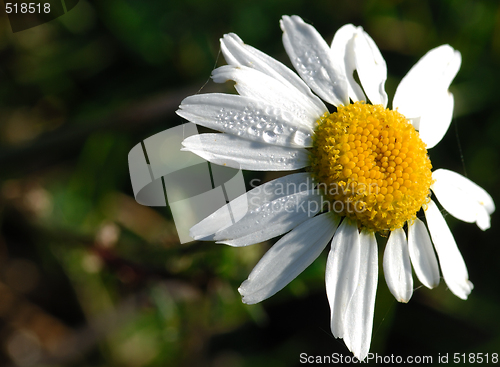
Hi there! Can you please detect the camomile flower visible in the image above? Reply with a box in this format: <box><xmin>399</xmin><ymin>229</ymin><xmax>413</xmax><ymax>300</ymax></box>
<box><xmin>176</xmin><ymin>15</ymin><xmax>494</xmax><ymax>360</ymax></box>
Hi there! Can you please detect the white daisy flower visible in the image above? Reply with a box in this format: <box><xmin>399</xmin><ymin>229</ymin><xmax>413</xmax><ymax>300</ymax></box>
<box><xmin>176</xmin><ymin>15</ymin><xmax>495</xmax><ymax>360</ymax></box>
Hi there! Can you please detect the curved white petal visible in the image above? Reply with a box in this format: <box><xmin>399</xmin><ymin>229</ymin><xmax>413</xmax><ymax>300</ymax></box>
<box><xmin>280</xmin><ymin>15</ymin><xmax>349</xmax><ymax>106</ymax></box>
<box><xmin>408</xmin><ymin>218</ymin><xmax>440</xmax><ymax>289</ymax></box>
<box><xmin>351</xmin><ymin>29</ymin><xmax>388</xmax><ymax>107</ymax></box>
<box><xmin>181</xmin><ymin>134</ymin><xmax>309</xmax><ymax>171</ymax></box>
<box><xmin>190</xmin><ymin>172</ymin><xmax>313</xmax><ymax>240</ymax></box>
<box><xmin>343</xmin><ymin>230</ymin><xmax>378</xmax><ymax>361</ymax></box>
<box><xmin>177</xmin><ymin>94</ymin><xmax>313</xmax><ymax>147</ymax></box>
<box><xmin>220</xmin><ymin>33</ymin><xmax>327</xmax><ymax>114</ymax></box>
<box><xmin>417</xmin><ymin>91</ymin><xmax>454</xmax><ymax>149</ymax></box>
<box><xmin>238</xmin><ymin>212</ymin><xmax>340</xmax><ymax>304</ymax></box>
<box><xmin>215</xmin><ymin>190</ymin><xmax>323</xmax><ymax>245</ymax></box>
<box><xmin>330</xmin><ymin>24</ymin><xmax>366</xmax><ymax>103</ymax></box>
<box><xmin>432</xmin><ymin>169</ymin><xmax>495</xmax><ymax>230</ymax></box>
<box><xmin>326</xmin><ymin>219</ymin><xmax>360</xmax><ymax>339</ymax></box>
<box><xmin>212</xmin><ymin>65</ymin><xmax>324</xmax><ymax>127</ymax></box>
<box><xmin>393</xmin><ymin>45</ymin><xmax>461</xmax><ymax>148</ymax></box>
<box><xmin>383</xmin><ymin>227</ymin><xmax>413</xmax><ymax>302</ymax></box>
<box><xmin>393</xmin><ymin>45</ymin><xmax>461</xmax><ymax>116</ymax></box>
<box><xmin>425</xmin><ymin>200</ymin><xmax>474</xmax><ymax>300</ymax></box>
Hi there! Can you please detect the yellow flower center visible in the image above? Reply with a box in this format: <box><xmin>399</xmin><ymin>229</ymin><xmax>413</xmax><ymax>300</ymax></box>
<box><xmin>310</xmin><ymin>102</ymin><xmax>433</xmax><ymax>233</ymax></box>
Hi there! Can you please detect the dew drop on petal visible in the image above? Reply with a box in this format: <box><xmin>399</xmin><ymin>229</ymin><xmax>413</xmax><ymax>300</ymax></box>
<box><xmin>263</xmin><ymin>130</ymin><xmax>277</xmax><ymax>144</ymax></box>
<box><xmin>274</xmin><ymin>124</ymin><xmax>284</xmax><ymax>134</ymax></box>
<box><xmin>248</xmin><ymin>126</ymin><xmax>258</xmax><ymax>135</ymax></box>
<box><xmin>292</xmin><ymin>131</ymin><xmax>312</xmax><ymax>146</ymax></box>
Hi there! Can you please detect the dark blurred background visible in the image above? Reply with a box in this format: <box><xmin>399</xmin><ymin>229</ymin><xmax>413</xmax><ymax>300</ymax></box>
<box><xmin>0</xmin><ymin>0</ymin><xmax>499</xmax><ymax>366</ymax></box>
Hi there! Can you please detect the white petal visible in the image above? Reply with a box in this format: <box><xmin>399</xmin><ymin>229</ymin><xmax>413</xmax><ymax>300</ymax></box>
<box><xmin>351</xmin><ymin>29</ymin><xmax>388</xmax><ymax>107</ymax></box>
<box><xmin>215</xmin><ymin>190</ymin><xmax>323</xmax><ymax>246</ymax></box>
<box><xmin>343</xmin><ymin>230</ymin><xmax>378</xmax><ymax>361</ymax></box>
<box><xmin>177</xmin><ymin>93</ymin><xmax>314</xmax><ymax>147</ymax></box>
<box><xmin>393</xmin><ymin>45</ymin><xmax>461</xmax><ymax>148</ymax></box>
<box><xmin>280</xmin><ymin>15</ymin><xmax>349</xmax><ymax>106</ymax></box>
<box><xmin>425</xmin><ymin>200</ymin><xmax>474</xmax><ymax>300</ymax></box>
<box><xmin>190</xmin><ymin>172</ymin><xmax>313</xmax><ymax>240</ymax></box>
<box><xmin>220</xmin><ymin>33</ymin><xmax>327</xmax><ymax>114</ymax></box>
<box><xmin>408</xmin><ymin>218</ymin><xmax>440</xmax><ymax>289</ymax></box>
<box><xmin>326</xmin><ymin>219</ymin><xmax>361</xmax><ymax>339</ymax></box>
<box><xmin>212</xmin><ymin>65</ymin><xmax>324</xmax><ymax>126</ymax></box>
<box><xmin>417</xmin><ymin>91</ymin><xmax>454</xmax><ymax>149</ymax></box>
<box><xmin>181</xmin><ymin>134</ymin><xmax>309</xmax><ymax>171</ymax></box>
<box><xmin>383</xmin><ymin>227</ymin><xmax>413</xmax><ymax>302</ymax></box>
<box><xmin>393</xmin><ymin>45</ymin><xmax>461</xmax><ymax>117</ymax></box>
<box><xmin>238</xmin><ymin>212</ymin><xmax>340</xmax><ymax>304</ymax></box>
<box><xmin>330</xmin><ymin>24</ymin><xmax>366</xmax><ymax>103</ymax></box>
<box><xmin>432</xmin><ymin>169</ymin><xmax>495</xmax><ymax>230</ymax></box>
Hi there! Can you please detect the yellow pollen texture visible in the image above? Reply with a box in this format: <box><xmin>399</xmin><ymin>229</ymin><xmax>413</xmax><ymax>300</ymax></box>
<box><xmin>310</xmin><ymin>102</ymin><xmax>433</xmax><ymax>233</ymax></box>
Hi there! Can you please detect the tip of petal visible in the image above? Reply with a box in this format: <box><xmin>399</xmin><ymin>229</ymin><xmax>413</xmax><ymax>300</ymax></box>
<box><xmin>189</xmin><ymin>226</ymin><xmax>215</xmax><ymax>241</ymax></box>
<box><xmin>450</xmin><ymin>279</ymin><xmax>474</xmax><ymax>300</ymax></box>
<box><xmin>426</xmin><ymin>281</ymin><xmax>439</xmax><ymax>290</ymax></box>
<box><xmin>237</xmin><ymin>282</ymin><xmax>257</xmax><ymax>304</ymax></box>
<box><xmin>221</xmin><ymin>32</ymin><xmax>240</xmax><ymax>42</ymax></box>
<box><xmin>280</xmin><ymin>15</ymin><xmax>303</xmax><ymax>30</ymax></box>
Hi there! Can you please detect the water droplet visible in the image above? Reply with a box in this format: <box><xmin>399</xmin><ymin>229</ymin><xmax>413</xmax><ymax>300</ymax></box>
<box><xmin>248</xmin><ymin>126</ymin><xmax>258</xmax><ymax>135</ymax></box>
<box><xmin>274</xmin><ymin>124</ymin><xmax>284</xmax><ymax>134</ymax></box>
<box><xmin>263</xmin><ymin>130</ymin><xmax>277</xmax><ymax>143</ymax></box>
<box><xmin>293</xmin><ymin>131</ymin><xmax>312</xmax><ymax>146</ymax></box>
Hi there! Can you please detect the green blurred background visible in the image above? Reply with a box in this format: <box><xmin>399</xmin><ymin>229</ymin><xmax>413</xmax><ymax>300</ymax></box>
<box><xmin>0</xmin><ymin>0</ymin><xmax>499</xmax><ymax>366</ymax></box>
